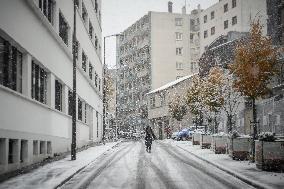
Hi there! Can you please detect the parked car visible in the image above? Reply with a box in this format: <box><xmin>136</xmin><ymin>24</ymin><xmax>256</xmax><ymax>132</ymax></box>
<box><xmin>171</xmin><ymin>132</ymin><xmax>179</xmax><ymax>140</ymax></box>
<box><xmin>177</xmin><ymin>128</ymin><xmax>192</xmax><ymax>141</ymax></box>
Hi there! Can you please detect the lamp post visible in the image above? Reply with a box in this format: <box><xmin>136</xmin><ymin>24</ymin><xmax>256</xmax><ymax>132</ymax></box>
<box><xmin>71</xmin><ymin>0</ymin><xmax>77</xmax><ymax>160</ymax></box>
<box><xmin>103</xmin><ymin>33</ymin><xmax>122</xmax><ymax>141</ymax></box>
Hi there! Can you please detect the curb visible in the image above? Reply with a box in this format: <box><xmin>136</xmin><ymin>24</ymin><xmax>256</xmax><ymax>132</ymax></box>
<box><xmin>55</xmin><ymin>141</ymin><xmax>122</xmax><ymax>188</ymax></box>
<box><xmin>176</xmin><ymin>145</ymin><xmax>270</xmax><ymax>189</ymax></box>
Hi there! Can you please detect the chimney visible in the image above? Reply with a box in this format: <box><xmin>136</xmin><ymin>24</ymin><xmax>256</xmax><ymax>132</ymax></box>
<box><xmin>168</xmin><ymin>1</ymin><xmax>173</xmax><ymax>13</ymax></box>
<box><xmin>182</xmin><ymin>6</ymin><xmax>186</xmax><ymax>14</ymax></box>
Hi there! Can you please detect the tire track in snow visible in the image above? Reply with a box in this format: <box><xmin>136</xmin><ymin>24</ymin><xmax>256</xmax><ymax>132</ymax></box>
<box><xmin>158</xmin><ymin>142</ymin><xmax>254</xmax><ymax>189</ymax></box>
<box><xmin>135</xmin><ymin>140</ymin><xmax>146</xmax><ymax>189</ymax></box>
<box><xmin>60</xmin><ymin>142</ymin><xmax>135</xmax><ymax>189</ymax></box>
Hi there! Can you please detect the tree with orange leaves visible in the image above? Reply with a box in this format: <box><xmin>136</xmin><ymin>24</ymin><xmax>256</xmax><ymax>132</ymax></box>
<box><xmin>203</xmin><ymin>67</ymin><xmax>224</xmax><ymax>133</ymax></box>
<box><xmin>230</xmin><ymin>20</ymin><xmax>281</xmax><ymax>160</ymax></box>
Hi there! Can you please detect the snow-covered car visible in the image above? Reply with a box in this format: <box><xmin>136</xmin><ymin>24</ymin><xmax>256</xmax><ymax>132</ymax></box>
<box><xmin>177</xmin><ymin>129</ymin><xmax>192</xmax><ymax>141</ymax></box>
<box><xmin>171</xmin><ymin>132</ymin><xmax>179</xmax><ymax>140</ymax></box>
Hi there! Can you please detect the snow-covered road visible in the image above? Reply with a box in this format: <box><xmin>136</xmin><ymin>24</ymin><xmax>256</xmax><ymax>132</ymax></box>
<box><xmin>60</xmin><ymin>141</ymin><xmax>255</xmax><ymax>189</ymax></box>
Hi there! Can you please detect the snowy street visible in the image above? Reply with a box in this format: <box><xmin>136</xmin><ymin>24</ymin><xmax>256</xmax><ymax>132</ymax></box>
<box><xmin>60</xmin><ymin>141</ymin><xmax>255</xmax><ymax>189</ymax></box>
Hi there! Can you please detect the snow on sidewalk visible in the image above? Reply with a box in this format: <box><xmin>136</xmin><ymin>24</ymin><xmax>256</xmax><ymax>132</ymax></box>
<box><xmin>0</xmin><ymin>141</ymin><xmax>120</xmax><ymax>189</ymax></box>
<box><xmin>166</xmin><ymin>140</ymin><xmax>284</xmax><ymax>189</ymax></box>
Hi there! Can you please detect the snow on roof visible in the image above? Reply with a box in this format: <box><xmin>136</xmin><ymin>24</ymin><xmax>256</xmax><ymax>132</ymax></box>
<box><xmin>146</xmin><ymin>74</ymin><xmax>197</xmax><ymax>95</ymax></box>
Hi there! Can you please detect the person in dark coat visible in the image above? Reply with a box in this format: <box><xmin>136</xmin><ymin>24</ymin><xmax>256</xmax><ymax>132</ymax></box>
<box><xmin>145</xmin><ymin>126</ymin><xmax>156</xmax><ymax>153</ymax></box>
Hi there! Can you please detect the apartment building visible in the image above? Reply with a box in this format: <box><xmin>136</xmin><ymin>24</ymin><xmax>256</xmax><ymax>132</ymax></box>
<box><xmin>199</xmin><ymin>0</ymin><xmax>267</xmax><ymax>54</ymax></box>
<box><xmin>116</xmin><ymin>2</ymin><xmax>192</xmax><ymax>131</ymax></box>
<box><xmin>267</xmin><ymin>0</ymin><xmax>284</xmax><ymax>46</ymax></box>
<box><xmin>189</xmin><ymin>6</ymin><xmax>202</xmax><ymax>74</ymax></box>
<box><xmin>0</xmin><ymin>0</ymin><xmax>103</xmax><ymax>174</ymax></box>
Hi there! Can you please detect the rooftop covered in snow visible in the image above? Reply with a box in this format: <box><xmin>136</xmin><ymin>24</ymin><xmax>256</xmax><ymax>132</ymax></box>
<box><xmin>146</xmin><ymin>73</ymin><xmax>197</xmax><ymax>95</ymax></box>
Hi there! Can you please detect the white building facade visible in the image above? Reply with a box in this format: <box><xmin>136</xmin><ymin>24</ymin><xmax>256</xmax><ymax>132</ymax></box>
<box><xmin>0</xmin><ymin>0</ymin><xmax>103</xmax><ymax>175</ymax></box>
<box><xmin>199</xmin><ymin>0</ymin><xmax>267</xmax><ymax>54</ymax></box>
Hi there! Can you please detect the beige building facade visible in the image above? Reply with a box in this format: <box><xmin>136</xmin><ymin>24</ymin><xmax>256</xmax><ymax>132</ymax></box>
<box><xmin>147</xmin><ymin>74</ymin><xmax>196</xmax><ymax>139</ymax></box>
<box><xmin>116</xmin><ymin>3</ymin><xmax>194</xmax><ymax>131</ymax></box>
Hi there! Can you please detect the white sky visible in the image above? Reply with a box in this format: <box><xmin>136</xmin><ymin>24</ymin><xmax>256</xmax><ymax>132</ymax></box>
<box><xmin>102</xmin><ymin>0</ymin><xmax>218</xmax><ymax>68</ymax></box>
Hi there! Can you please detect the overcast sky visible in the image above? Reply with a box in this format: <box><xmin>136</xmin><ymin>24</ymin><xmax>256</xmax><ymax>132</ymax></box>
<box><xmin>102</xmin><ymin>0</ymin><xmax>218</xmax><ymax>68</ymax></box>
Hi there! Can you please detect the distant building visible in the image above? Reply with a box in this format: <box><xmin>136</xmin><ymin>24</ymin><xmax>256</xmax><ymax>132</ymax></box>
<box><xmin>199</xmin><ymin>0</ymin><xmax>267</xmax><ymax>54</ymax></box>
<box><xmin>146</xmin><ymin>74</ymin><xmax>196</xmax><ymax>139</ymax></box>
<box><xmin>116</xmin><ymin>2</ymin><xmax>193</xmax><ymax>131</ymax></box>
<box><xmin>189</xmin><ymin>6</ymin><xmax>202</xmax><ymax>74</ymax></box>
<box><xmin>267</xmin><ymin>0</ymin><xmax>284</xmax><ymax>46</ymax></box>
<box><xmin>255</xmin><ymin>0</ymin><xmax>284</xmax><ymax>136</ymax></box>
<box><xmin>105</xmin><ymin>68</ymin><xmax>117</xmax><ymax>139</ymax></box>
<box><xmin>0</xmin><ymin>0</ymin><xmax>103</xmax><ymax>175</ymax></box>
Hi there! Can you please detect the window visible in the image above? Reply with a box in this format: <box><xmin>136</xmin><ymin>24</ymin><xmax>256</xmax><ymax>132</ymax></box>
<box><xmin>95</xmin><ymin>0</ymin><xmax>98</xmax><ymax>13</ymax></box>
<box><xmin>211</xmin><ymin>11</ymin><xmax>215</xmax><ymax>20</ymax></box>
<box><xmin>84</xmin><ymin>103</ymin><xmax>87</xmax><ymax>123</ymax></box>
<box><xmin>68</xmin><ymin>90</ymin><xmax>73</xmax><ymax>116</ymax></box>
<box><xmin>73</xmin><ymin>38</ymin><xmax>79</xmax><ymax>60</ymax></box>
<box><xmin>8</xmin><ymin>139</ymin><xmax>18</xmax><ymax>164</ymax></box>
<box><xmin>31</xmin><ymin>61</ymin><xmax>47</xmax><ymax>104</ymax></box>
<box><xmin>176</xmin><ymin>48</ymin><xmax>183</xmax><ymax>55</ymax></box>
<box><xmin>96</xmin><ymin>111</ymin><xmax>99</xmax><ymax>137</ymax></box>
<box><xmin>89</xmin><ymin>21</ymin><xmax>93</xmax><ymax>39</ymax></box>
<box><xmin>33</xmin><ymin>141</ymin><xmax>38</xmax><ymax>155</ymax></box>
<box><xmin>98</xmin><ymin>78</ymin><xmax>101</xmax><ymax>91</ymax></box>
<box><xmin>196</xmin><ymin>18</ymin><xmax>200</xmax><ymax>24</ymax></box>
<box><xmin>74</xmin><ymin>0</ymin><xmax>79</xmax><ymax>7</ymax></box>
<box><xmin>0</xmin><ymin>37</ymin><xmax>23</xmax><ymax>93</ymax></box>
<box><xmin>190</xmin><ymin>19</ymin><xmax>195</xmax><ymax>26</ymax></box>
<box><xmin>224</xmin><ymin>20</ymin><xmax>229</xmax><ymax>29</ymax></box>
<box><xmin>150</xmin><ymin>97</ymin><xmax>155</xmax><ymax>108</ymax></box>
<box><xmin>20</xmin><ymin>140</ymin><xmax>28</xmax><ymax>163</ymax></box>
<box><xmin>82</xmin><ymin>2</ymin><xmax>88</xmax><ymax>24</ymax></box>
<box><xmin>78</xmin><ymin>98</ymin><xmax>82</xmax><ymax>121</ymax></box>
<box><xmin>190</xmin><ymin>33</ymin><xmax>194</xmax><ymax>40</ymax></box>
<box><xmin>82</xmin><ymin>51</ymin><xmax>87</xmax><ymax>72</ymax></box>
<box><xmin>176</xmin><ymin>62</ymin><xmax>183</xmax><ymax>70</ymax></box>
<box><xmin>232</xmin><ymin>16</ymin><xmax>237</xmax><ymax>25</ymax></box>
<box><xmin>95</xmin><ymin>72</ymin><xmax>98</xmax><ymax>87</ymax></box>
<box><xmin>175</xmin><ymin>18</ymin><xmax>183</xmax><ymax>26</ymax></box>
<box><xmin>38</xmin><ymin>0</ymin><xmax>54</xmax><ymax>24</ymax></box>
<box><xmin>204</xmin><ymin>15</ymin><xmax>207</xmax><ymax>23</ymax></box>
<box><xmin>175</xmin><ymin>32</ymin><xmax>183</xmax><ymax>40</ymax></box>
<box><xmin>224</xmin><ymin>3</ymin><xmax>228</xmax><ymax>12</ymax></box>
<box><xmin>211</xmin><ymin>27</ymin><xmax>215</xmax><ymax>35</ymax></box>
<box><xmin>232</xmin><ymin>0</ymin><xmax>237</xmax><ymax>8</ymax></box>
<box><xmin>47</xmin><ymin>141</ymin><xmax>52</xmax><ymax>154</ymax></box>
<box><xmin>176</xmin><ymin>76</ymin><xmax>183</xmax><ymax>79</ymax></box>
<box><xmin>204</xmin><ymin>30</ymin><xmax>208</xmax><ymax>38</ymax></box>
<box><xmin>95</xmin><ymin>35</ymin><xmax>98</xmax><ymax>49</ymax></box>
<box><xmin>89</xmin><ymin>63</ymin><xmax>93</xmax><ymax>80</ymax></box>
<box><xmin>40</xmin><ymin>141</ymin><xmax>45</xmax><ymax>154</ymax></box>
<box><xmin>55</xmin><ymin>80</ymin><xmax>62</xmax><ymax>111</ymax></box>
<box><xmin>59</xmin><ymin>12</ymin><xmax>69</xmax><ymax>46</ymax></box>
<box><xmin>191</xmin><ymin>62</ymin><xmax>194</xmax><ymax>71</ymax></box>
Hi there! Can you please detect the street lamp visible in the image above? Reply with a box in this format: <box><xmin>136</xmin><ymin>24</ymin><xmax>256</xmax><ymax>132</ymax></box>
<box><xmin>103</xmin><ymin>33</ymin><xmax>122</xmax><ymax>141</ymax></box>
<box><xmin>71</xmin><ymin>1</ymin><xmax>77</xmax><ymax>160</ymax></box>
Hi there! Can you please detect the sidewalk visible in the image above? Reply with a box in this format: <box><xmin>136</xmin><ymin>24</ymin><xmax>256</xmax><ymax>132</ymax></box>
<box><xmin>0</xmin><ymin>141</ymin><xmax>120</xmax><ymax>189</ymax></box>
<box><xmin>169</xmin><ymin>140</ymin><xmax>284</xmax><ymax>189</ymax></box>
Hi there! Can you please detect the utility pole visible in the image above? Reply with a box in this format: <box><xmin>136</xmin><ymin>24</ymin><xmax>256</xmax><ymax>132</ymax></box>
<box><xmin>103</xmin><ymin>36</ymin><xmax>106</xmax><ymax>141</ymax></box>
<box><xmin>71</xmin><ymin>0</ymin><xmax>77</xmax><ymax>160</ymax></box>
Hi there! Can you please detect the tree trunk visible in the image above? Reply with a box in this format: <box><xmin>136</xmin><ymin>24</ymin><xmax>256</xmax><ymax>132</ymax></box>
<box><xmin>214</xmin><ymin>115</ymin><xmax>217</xmax><ymax>134</ymax></box>
<box><xmin>251</xmin><ymin>97</ymin><xmax>257</xmax><ymax>162</ymax></box>
<box><xmin>227</xmin><ymin>114</ymin><xmax>232</xmax><ymax>133</ymax></box>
